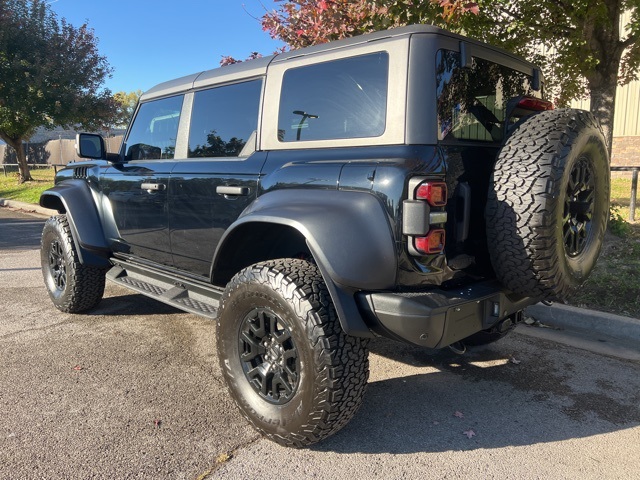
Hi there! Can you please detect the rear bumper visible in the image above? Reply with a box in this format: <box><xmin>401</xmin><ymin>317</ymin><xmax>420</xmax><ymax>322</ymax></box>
<box><xmin>356</xmin><ymin>281</ymin><xmax>535</xmax><ymax>348</ymax></box>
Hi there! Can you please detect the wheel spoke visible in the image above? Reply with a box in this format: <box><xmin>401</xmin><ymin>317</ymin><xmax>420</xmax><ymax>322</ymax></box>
<box><xmin>273</xmin><ymin>372</ymin><xmax>293</xmax><ymax>397</ymax></box>
<box><xmin>240</xmin><ymin>331</ymin><xmax>262</xmax><ymax>362</ymax></box>
<box><xmin>252</xmin><ymin>310</ymin><xmax>267</xmax><ymax>337</ymax></box>
<box><xmin>283</xmin><ymin>365</ymin><xmax>297</xmax><ymax>383</ymax></box>
<box><xmin>273</xmin><ymin>329</ymin><xmax>291</xmax><ymax>345</ymax></box>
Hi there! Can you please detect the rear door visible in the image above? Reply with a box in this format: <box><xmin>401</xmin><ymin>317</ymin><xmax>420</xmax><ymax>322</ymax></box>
<box><xmin>168</xmin><ymin>79</ymin><xmax>264</xmax><ymax>276</ymax></box>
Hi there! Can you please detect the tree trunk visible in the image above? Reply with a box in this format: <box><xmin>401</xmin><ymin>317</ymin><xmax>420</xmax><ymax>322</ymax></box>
<box><xmin>588</xmin><ymin>79</ymin><xmax>617</xmax><ymax>160</ymax></box>
<box><xmin>5</xmin><ymin>138</ymin><xmax>32</xmax><ymax>183</ymax></box>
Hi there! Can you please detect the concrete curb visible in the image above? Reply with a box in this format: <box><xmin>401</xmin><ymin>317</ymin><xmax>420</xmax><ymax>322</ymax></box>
<box><xmin>526</xmin><ymin>303</ymin><xmax>640</xmax><ymax>345</ymax></box>
<box><xmin>0</xmin><ymin>198</ymin><xmax>57</xmax><ymax>217</ymax></box>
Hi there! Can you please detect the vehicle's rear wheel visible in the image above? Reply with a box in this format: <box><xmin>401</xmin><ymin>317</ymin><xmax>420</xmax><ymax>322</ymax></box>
<box><xmin>216</xmin><ymin>259</ymin><xmax>369</xmax><ymax>447</ymax></box>
<box><xmin>486</xmin><ymin>109</ymin><xmax>610</xmax><ymax>301</ymax></box>
<box><xmin>41</xmin><ymin>215</ymin><xmax>106</xmax><ymax>312</ymax></box>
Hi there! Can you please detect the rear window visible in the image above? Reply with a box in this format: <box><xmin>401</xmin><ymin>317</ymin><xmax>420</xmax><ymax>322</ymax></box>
<box><xmin>278</xmin><ymin>52</ymin><xmax>389</xmax><ymax>142</ymax></box>
<box><xmin>188</xmin><ymin>79</ymin><xmax>262</xmax><ymax>158</ymax></box>
<box><xmin>436</xmin><ymin>50</ymin><xmax>540</xmax><ymax>142</ymax></box>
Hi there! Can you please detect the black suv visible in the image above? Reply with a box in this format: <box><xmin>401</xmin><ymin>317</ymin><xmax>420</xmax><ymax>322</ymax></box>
<box><xmin>39</xmin><ymin>25</ymin><xmax>610</xmax><ymax>447</ymax></box>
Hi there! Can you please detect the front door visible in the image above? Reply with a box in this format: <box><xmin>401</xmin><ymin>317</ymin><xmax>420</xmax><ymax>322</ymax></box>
<box><xmin>102</xmin><ymin>94</ymin><xmax>184</xmax><ymax>266</ymax></box>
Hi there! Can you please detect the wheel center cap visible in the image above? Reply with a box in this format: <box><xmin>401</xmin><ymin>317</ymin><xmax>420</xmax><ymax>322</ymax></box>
<box><xmin>266</xmin><ymin>342</ymin><xmax>284</xmax><ymax>366</ymax></box>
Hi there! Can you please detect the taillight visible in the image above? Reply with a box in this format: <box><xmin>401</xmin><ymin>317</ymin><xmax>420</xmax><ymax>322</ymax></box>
<box><xmin>516</xmin><ymin>97</ymin><xmax>554</xmax><ymax>111</ymax></box>
<box><xmin>404</xmin><ymin>177</ymin><xmax>448</xmax><ymax>256</ymax></box>
<box><xmin>416</xmin><ymin>182</ymin><xmax>448</xmax><ymax>207</ymax></box>
<box><xmin>415</xmin><ymin>229</ymin><xmax>446</xmax><ymax>254</ymax></box>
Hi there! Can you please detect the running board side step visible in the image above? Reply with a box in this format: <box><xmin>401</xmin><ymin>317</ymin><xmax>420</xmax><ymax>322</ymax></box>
<box><xmin>106</xmin><ymin>260</ymin><xmax>222</xmax><ymax>319</ymax></box>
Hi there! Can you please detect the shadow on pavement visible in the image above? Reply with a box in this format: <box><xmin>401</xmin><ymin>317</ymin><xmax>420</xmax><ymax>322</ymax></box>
<box><xmin>0</xmin><ymin>216</ymin><xmax>44</xmax><ymax>250</ymax></box>
<box><xmin>313</xmin><ymin>336</ymin><xmax>640</xmax><ymax>454</ymax></box>
<box><xmin>91</xmin><ymin>292</ymin><xmax>184</xmax><ymax>317</ymax></box>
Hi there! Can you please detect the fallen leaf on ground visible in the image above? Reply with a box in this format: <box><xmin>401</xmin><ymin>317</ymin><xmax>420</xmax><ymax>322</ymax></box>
<box><xmin>216</xmin><ymin>453</ymin><xmax>231</xmax><ymax>463</ymax></box>
<box><xmin>463</xmin><ymin>429</ymin><xmax>476</xmax><ymax>439</ymax></box>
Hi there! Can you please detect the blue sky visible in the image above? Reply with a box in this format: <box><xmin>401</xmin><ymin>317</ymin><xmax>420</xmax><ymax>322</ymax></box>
<box><xmin>49</xmin><ymin>0</ymin><xmax>284</xmax><ymax>93</ymax></box>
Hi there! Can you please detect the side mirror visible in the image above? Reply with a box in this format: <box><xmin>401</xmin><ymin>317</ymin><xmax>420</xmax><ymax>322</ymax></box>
<box><xmin>76</xmin><ymin>133</ymin><xmax>105</xmax><ymax>159</ymax></box>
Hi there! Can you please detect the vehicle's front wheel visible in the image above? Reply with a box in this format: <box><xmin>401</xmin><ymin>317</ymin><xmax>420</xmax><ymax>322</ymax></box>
<box><xmin>216</xmin><ymin>259</ymin><xmax>369</xmax><ymax>447</ymax></box>
<box><xmin>41</xmin><ymin>215</ymin><xmax>106</xmax><ymax>312</ymax></box>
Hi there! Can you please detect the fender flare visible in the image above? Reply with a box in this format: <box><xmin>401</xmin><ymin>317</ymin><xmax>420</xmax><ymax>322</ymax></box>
<box><xmin>213</xmin><ymin>189</ymin><xmax>398</xmax><ymax>337</ymax></box>
<box><xmin>39</xmin><ymin>180</ymin><xmax>111</xmax><ymax>267</ymax></box>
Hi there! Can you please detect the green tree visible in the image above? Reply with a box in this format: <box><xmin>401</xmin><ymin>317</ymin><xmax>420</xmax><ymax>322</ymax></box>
<box><xmin>112</xmin><ymin>90</ymin><xmax>142</xmax><ymax>129</ymax></box>
<box><xmin>260</xmin><ymin>0</ymin><xmax>640</xmax><ymax>153</ymax></box>
<box><xmin>0</xmin><ymin>0</ymin><xmax>115</xmax><ymax>183</ymax></box>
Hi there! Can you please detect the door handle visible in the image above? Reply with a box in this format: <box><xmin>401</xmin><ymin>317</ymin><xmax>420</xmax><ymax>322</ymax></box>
<box><xmin>216</xmin><ymin>186</ymin><xmax>250</xmax><ymax>196</ymax></box>
<box><xmin>141</xmin><ymin>182</ymin><xmax>166</xmax><ymax>192</ymax></box>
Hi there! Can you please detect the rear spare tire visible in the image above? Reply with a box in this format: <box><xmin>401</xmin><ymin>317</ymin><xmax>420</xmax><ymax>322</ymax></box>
<box><xmin>486</xmin><ymin>109</ymin><xmax>609</xmax><ymax>301</ymax></box>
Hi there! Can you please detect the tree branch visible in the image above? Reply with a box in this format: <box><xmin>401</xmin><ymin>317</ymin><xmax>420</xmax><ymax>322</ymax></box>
<box><xmin>621</xmin><ymin>30</ymin><xmax>640</xmax><ymax>50</ymax></box>
<box><xmin>496</xmin><ymin>5</ymin><xmax>577</xmax><ymax>39</ymax></box>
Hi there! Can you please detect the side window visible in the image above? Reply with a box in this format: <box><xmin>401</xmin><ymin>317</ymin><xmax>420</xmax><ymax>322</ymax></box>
<box><xmin>436</xmin><ymin>50</ymin><xmax>539</xmax><ymax>142</ymax></box>
<box><xmin>188</xmin><ymin>79</ymin><xmax>262</xmax><ymax>158</ymax></box>
<box><xmin>278</xmin><ymin>52</ymin><xmax>389</xmax><ymax>142</ymax></box>
<box><xmin>124</xmin><ymin>95</ymin><xmax>183</xmax><ymax>160</ymax></box>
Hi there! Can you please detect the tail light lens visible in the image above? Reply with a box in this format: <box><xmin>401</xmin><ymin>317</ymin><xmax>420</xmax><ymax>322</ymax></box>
<box><xmin>414</xmin><ymin>229</ymin><xmax>446</xmax><ymax>254</ymax></box>
<box><xmin>416</xmin><ymin>182</ymin><xmax>448</xmax><ymax>207</ymax></box>
<box><xmin>516</xmin><ymin>97</ymin><xmax>554</xmax><ymax>111</ymax></box>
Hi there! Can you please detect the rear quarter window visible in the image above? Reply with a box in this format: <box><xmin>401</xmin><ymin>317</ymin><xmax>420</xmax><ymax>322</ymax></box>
<box><xmin>278</xmin><ymin>52</ymin><xmax>389</xmax><ymax>142</ymax></box>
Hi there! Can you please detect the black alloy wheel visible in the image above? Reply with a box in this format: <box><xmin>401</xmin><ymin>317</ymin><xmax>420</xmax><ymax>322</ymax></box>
<box><xmin>239</xmin><ymin>307</ymin><xmax>299</xmax><ymax>405</ymax></box>
<box><xmin>563</xmin><ymin>158</ymin><xmax>595</xmax><ymax>257</ymax></box>
<box><xmin>47</xmin><ymin>239</ymin><xmax>67</xmax><ymax>293</ymax></box>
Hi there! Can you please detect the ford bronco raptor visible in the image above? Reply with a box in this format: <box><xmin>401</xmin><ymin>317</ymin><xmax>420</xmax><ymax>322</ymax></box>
<box><xmin>39</xmin><ymin>25</ymin><xmax>610</xmax><ymax>447</ymax></box>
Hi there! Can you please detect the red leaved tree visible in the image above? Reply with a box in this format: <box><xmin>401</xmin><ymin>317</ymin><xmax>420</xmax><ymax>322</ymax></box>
<box><xmin>221</xmin><ymin>1</ymin><xmax>478</xmax><ymax>65</ymax></box>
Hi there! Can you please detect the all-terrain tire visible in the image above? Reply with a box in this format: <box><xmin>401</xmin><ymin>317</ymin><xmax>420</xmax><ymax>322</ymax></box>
<box><xmin>216</xmin><ymin>259</ymin><xmax>369</xmax><ymax>447</ymax></box>
<box><xmin>41</xmin><ymin>215</ymin><xmax>106</xmax><ymax>312</ymax></box>
<box><xmin>486</xmin><ymin>109</ymin><xmax>610</xmax><ymax>301</ymax></box>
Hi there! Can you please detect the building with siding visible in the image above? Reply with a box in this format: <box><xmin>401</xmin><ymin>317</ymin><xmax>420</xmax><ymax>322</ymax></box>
<box><xmin>571</xmin><ymin>10</ymin><xmax>640</xmax><ymax>166</ymax></box>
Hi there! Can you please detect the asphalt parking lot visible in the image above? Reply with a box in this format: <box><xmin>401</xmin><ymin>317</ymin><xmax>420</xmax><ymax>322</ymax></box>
<box><xmin>1</xmin><ymin>206</ymin><xmax>639</xmax><ymax>479</ymax></box>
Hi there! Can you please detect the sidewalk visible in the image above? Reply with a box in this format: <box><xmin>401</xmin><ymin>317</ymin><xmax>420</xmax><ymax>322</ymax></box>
<box><xmin>0</xmin><ymin>197</ymin><xmax>57</xmax><ymax>216</ymax></box>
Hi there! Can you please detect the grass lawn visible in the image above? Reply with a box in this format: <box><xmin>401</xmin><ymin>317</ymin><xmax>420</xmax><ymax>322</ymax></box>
<box><xmin>1</xmin><ymin>167</ymin><xmax>638</xmax><ymax>318</ymax></box>
<box><xmin>568</xmin><ymin>175</ymin><xmax>640</xmax><ymax>318</ymax></box>
<box><xmin>0</xmin><ymin>166</ymin><xmax>55</xmax><ymax>204</ymax></box>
